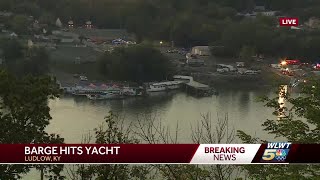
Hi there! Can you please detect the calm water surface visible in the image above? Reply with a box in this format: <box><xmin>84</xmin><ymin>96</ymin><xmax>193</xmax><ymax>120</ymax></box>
<box><xmin>47</xmin><ymin>88</ymin><xmax>277</xmax><ymax>143</ymax></box>
<box><xmin>25</xmin><ymin>87</ymin><xmax>281</xmax><ymax>179</ymax></box>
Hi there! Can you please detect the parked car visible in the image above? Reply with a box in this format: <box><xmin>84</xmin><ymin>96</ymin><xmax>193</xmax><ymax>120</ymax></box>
<box><xmin>245</xmin><ymin>70</ymin><xmax>259</xmax><ymax>75</ymax></box>
<box><xmin>217</xmin><ymin>68</ymin><xmax>229</xmax><ymax>73</ymax></box>
<box><xmin>80</xmin><ymin>75</ymin><xmax>88</xmax><ymax>81</ymax></box>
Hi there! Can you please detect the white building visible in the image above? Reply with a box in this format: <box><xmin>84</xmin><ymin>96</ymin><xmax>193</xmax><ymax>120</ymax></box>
<box><xmin>56</xmin><ymin>18</ymin><xmax>62</xmax><ymax>28</ymax></box>
<box><xmin>191</xmin><ymin>46</ymin><xmax>211</xmax><ymax>56</ymax></box>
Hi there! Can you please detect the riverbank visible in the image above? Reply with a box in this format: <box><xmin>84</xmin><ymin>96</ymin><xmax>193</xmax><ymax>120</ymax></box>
<box><xmin>48</xmin><ymin>44</ymin><xmax>290</xmax><ymax>91</ymax></box>
<box><xmin>188</xmin><ymin>66</ymin><xmax>290</xmax><ymax>90</ymax></box>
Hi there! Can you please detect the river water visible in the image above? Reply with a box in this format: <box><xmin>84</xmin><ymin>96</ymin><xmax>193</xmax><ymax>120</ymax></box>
<box><xmin>46</xmin><ymin>87</ymin><xmax>278</xmax><ymax>143</ymax></box>
<box><xmin>24</xmin><ymin>86</ymin><xmax>280</xmax><ymax>179</ymax></box>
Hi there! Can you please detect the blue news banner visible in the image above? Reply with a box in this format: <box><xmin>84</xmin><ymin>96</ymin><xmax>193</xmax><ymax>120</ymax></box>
<box><xmin>252</xmin><ymin>142</ymin><xmax>320</xmax><ymax>163</ymax></box>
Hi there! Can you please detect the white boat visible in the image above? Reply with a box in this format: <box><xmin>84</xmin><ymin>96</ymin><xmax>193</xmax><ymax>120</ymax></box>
<box><xmin>86</xmin><ymin>91</ymin><xmax>124</xmax><ymax>100</ymax></box>
<box><xmin>72</xmin><ymin>86</ymin><xmax>122</xmax><ymax>96</ymax></box>
<box><xmin>146</xmin><ymin>81</ymin><xmax>183</xmax><ymax>92</ymax></box>
<box><xmin>122</xmin><ymin>86</ymin><xmax>144</xmax><ymax>96</ymax></box>
<box><xmin>73</xmin><ymin>89</ymin><xmax>108</xmax><ymax>96</ymax></box>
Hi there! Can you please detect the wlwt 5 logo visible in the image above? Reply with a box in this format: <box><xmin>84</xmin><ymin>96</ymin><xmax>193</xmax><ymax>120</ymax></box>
<box><xmin>261</xmin><ymin>142</ymin><xmax>291</xmax><ymax>162</ymax></box>
<box><xmin>279</xmin><ymin>17</ymin><xmax>299</xmax><ymax>27</ymax></box>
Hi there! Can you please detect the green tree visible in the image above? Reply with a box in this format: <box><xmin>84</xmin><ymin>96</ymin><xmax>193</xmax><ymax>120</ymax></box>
<box><xmin>0</xmin><ymin>70</ymin><xmax>64</xmax><ymax>179</ymax></box>
<box><xmin>38</xmin><ymin>12</ymin><xmax>55</xmax><ymax>25</ymax></box>
<box><xmin>10</xmin><ymin>15</ymin><xmax>30</xmax><ymax>35</ymax></box>
<box><xmin>70</xmin><ymin>112</ymin><xmax>238</xmax><ymax>180</ymax></box>
<box><xmin>15</xmin><ymin>2</ymin><xmax>42</xmax><ymax>17</ymax></box>
<box><xmin>70</xmin><ymin>112</ymin><xmax>151</xmax><ymax>180</ymax></box>
<box><xmin>21</xmin><ymin>47</ymin><xmax>50</xmax><ymax>76</ymax></box>
<box><xmin>239</xmin><ymin>46</ymin><xmax>255</xmax><ymax>64</ymax></box>
<box><xmin>98</xmin><ymin>45</ymin><xmax>173</xmax><ymax>82</ymax></box>
<box><xmin>0</xmin><ymin>38</ymin><xmax>24</xmax><ymax>61</ymax></box>
<box><xmin>0</xmin><ymin>40</ymin><xmax>50</xmax><ymax>76</ymax></box>
<box><xmin>238</xmin><ymin>80</ymin><xmax>320</xmax><ymax>179</ymax></box>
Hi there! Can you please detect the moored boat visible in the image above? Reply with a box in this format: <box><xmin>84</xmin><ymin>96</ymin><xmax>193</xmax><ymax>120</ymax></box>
<box><xmin>86</xmin><ymin>90</ymin><xmax>124</xmax><ymax>100</ymax></box>
<box><xmin>72</xmin><ymin>82</ymin><xmax>122</xmax><ymax>96</ymax></box>
<box><xmin>145</xmin><ymin>81</ymin><xmax>183</xmax><ymax>92</ymax></box>
<box><xmin>122</xmin><ymin>86</ymin><xmax>144</xmax><ymax>96</ymax></box>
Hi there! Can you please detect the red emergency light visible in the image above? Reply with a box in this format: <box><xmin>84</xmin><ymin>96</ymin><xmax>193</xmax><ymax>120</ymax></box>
<box><xmin>285</xmin><ymin>59</ymin><xmax>301</xmax><ymax>65</ymax></box>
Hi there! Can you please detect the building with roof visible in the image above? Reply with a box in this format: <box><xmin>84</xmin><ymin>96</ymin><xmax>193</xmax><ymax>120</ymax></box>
<box><xmin>191</xmin><ymin>46</ymin><xmax>211</xmax><ymax>56</ymax></box>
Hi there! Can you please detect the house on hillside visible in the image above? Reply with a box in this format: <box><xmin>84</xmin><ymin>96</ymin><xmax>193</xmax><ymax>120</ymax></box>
<box><xmin>305</xmin><ymin>17</ymin><xmax>320</xmax><ymax>29</ymax></box>
<box><xmin>191</xmin><ymin>46</ymin><xmax>211</xmax><ymax>56</ymax></box>
<box><xmin>68</xmin><ymin>20</ymin><xmax>74</xmax><ymax>28</ymax></box>
<box><xmin>85</xmin><ymin>21</ymin><xmax>93</xmax><ymax>29</ymax></box>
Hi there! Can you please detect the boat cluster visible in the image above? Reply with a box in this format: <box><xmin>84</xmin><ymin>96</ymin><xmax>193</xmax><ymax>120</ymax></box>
<box><xmin>59</xmin><ymin>80</ymin><xmax>186</xmax><ymax>100</ymax></box>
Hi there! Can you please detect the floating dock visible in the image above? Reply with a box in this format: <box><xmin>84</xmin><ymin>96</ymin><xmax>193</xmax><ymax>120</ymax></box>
<box><xmin>173</xmin><ymin>75</ymin><xmax>216</xmax><ymax>97</ymax></box>
<box><xmin>186</xmin><ymin>81</ymin><xmax>209</xmax><ymax>89</ymax></box>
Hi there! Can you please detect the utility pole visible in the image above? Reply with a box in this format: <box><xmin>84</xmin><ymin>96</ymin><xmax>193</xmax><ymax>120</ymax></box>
<box><xmin>40</xmin><ymin>166</ymin><xmax>44</xmax><ymax>180</ymax></box>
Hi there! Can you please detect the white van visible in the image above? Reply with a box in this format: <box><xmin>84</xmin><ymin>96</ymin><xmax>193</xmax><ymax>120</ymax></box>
<box><xmin>245</xmin><ymin>70</ymin><xmax>258</xmax><ymax>75</ymax></box>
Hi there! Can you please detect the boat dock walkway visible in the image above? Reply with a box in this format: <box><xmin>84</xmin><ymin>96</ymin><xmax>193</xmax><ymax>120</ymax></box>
<box><xmin>186</xmin><ymin>81</ymin><xmax>209</xmax><ymax>89</ymax></box>
<box><xmin>173</xmin><ymin>75</ymin><xmax>215</xmax><ymax>96</ymax></box>
<box><xmin>173</xmin><ymin>75</ymin><xmax>210</xmax><ymax>89</ymax></box>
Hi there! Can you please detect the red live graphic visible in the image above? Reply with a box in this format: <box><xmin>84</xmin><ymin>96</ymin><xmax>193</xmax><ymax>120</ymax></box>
<box><xmin>279</xmin><ymin>17</ymin><xmax>299</xmax><ymax>27</ymax></box>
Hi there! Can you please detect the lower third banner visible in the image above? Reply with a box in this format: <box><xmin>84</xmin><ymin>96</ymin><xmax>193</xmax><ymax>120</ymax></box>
<box><xmin>0</xmin><ymin>143</ymin><xmax>318</xmax><ymax>164</ymax></box>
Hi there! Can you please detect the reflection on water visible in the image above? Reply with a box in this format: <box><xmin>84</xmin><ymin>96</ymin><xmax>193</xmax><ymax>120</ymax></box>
<box><xmin>26</xmin><ymin>88</ymin><xmax>280</xmax><ymax>179</ymax></box>
<box><xmin>46</xmin><ymin>88</ymin><xmax>277</xmax><ymax>144</ymax></box>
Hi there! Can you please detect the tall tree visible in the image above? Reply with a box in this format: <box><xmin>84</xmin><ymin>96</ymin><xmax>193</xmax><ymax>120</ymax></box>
<box><xmin>10</xmin><ymin>15</ymin><xmax>30</xmax><ymax>35</ymax></box>
<box><xmin>0</xmin><ymin>70</ymin><xmax>64</xmax><ymax>179</ymax></box>
<box><xmin>98</xmin><ymin>45</ymin><xmax>173</xmax><ymax>82</ymax></box>
<box><xmin>238</xmin><ymin>80</ymin><xmax>320</xmax><ymax>179</ymax></box>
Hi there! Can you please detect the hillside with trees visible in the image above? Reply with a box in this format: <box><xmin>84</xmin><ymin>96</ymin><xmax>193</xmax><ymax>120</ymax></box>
<box><xmin>2</xmin><ymin>0</ymin><xmax>320</xmax><ymax>61</ymax></box>
<box><xmin>98</xmin><ymin>45</ymin><xmax>173</xmax><ymax>82</ymax></box>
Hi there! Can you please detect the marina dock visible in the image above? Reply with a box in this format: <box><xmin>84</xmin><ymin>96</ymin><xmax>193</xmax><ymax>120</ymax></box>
<box><xmin>186</xmin><ymin>81</ymin><xmax>209</xmax><ymax>89</ymax></box>
<box><xmin>58</xmin><ymin>75</ymin><xmax>216</xmax><ymax>98</ymax></box>
<box><xmin>173</xmin><ymin>75</ymin><xmax>216</xmax><ymax>96</ymax></box>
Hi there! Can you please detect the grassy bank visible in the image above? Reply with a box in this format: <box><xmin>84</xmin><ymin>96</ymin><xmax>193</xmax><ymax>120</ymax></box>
<box><xmin>50</xmin><ymin>61</ymin><xmax>105</xmax><ymax>81</ymax></box>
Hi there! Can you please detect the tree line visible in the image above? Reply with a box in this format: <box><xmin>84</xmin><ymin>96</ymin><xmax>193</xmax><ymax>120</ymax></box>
<box><xmin>0</xmin><ymin>38</ymin><xmax>49</xmax><ymax>77</ymax></box>
<box><xmin>98</xmin><ymin>44</ymin><xmax>173</xmax><ymax>82</ymax></box>
<box><xmin>213</xmin><ymin>15</ymin><xmax>320</xmax><ymax>61</ymax></box>
<box><xmin>2</xmin><ymin>0</ymin><xmax>320</xmax><ymax>60</ymax></box>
